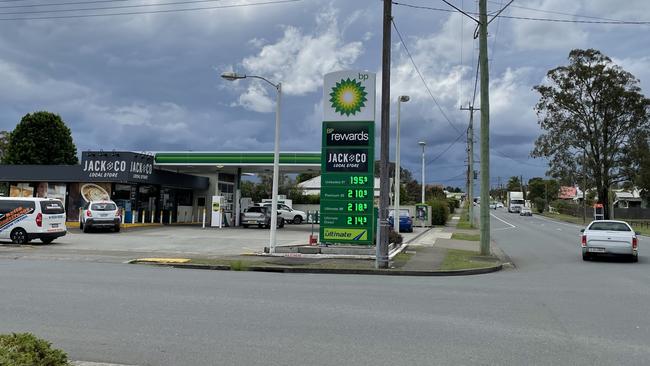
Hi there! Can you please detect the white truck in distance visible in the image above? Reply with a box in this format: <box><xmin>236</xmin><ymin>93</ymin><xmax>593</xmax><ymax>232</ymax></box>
<box><xmin>507</xmin><ymin>191</ymin><xmax>525</xmax><ymax>213</ymax></box>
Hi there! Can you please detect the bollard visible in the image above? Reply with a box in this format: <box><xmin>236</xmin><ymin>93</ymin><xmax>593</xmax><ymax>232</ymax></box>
<box><xmin>169</xmin><ymin>210</ymin><xmax>173</xmax><ymax>225</ymax></box>
<box><xmin>132</xmin><ymin>210</ymin><xmax>136</xmax><ymax>224</ymax></box>
<box><xmin>202</xmin><ymin>208</ymin><xmax>206</xmax><ymax>229</ymax></box>
<box><xmin>121</xmin><ymin>208</ymin><xmax>126</xmax><ymax>224</ymax></box>
<box><xmin>150</xmin><ymin>210</ymin><xmax>154</xmax><ymax>224</ymax></box>
<box><xmin>141</xmin><ymin>210</ymin><xmax>146</xmax><ymax>224</ymax></box>
<box><xmin>160</xmin><ymin>210</ymin><xmax>163</xmax><ymax>224</ymax></box>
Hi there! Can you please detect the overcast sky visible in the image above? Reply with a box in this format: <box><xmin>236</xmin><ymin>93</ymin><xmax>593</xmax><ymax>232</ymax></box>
<box><xmin>1</xmin><ymin>0</ymin><xmax>648</xmax><ymax>189</ymax></box>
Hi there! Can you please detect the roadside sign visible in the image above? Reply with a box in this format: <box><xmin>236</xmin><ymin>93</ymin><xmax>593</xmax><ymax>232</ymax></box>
<box><xmin>320</xmin><ymin>71</ymin><xmax>376</xmax><ymax>245</ymax></box>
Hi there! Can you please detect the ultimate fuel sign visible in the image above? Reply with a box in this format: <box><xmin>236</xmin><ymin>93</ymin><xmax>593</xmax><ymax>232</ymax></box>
<box><xmin>320</xmin><ymin>71</ymin><xmax>376</xmax><ymax>245</ymax></box>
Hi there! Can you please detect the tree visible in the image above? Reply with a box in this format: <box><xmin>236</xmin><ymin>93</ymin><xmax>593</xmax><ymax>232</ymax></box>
<box><xmin>0</xmin><ymin>131</ymin><xmax>8</xmax><ymax>162</ymax></box>
<box><xmin>527</xmin><ymin>177</ymin><xmax>560</xmax><ymax>211</ymax></box>
<box><xmin>425</xmin><ymin>185</ymin><xmax>446</xmax><ymax>201</ymax></box>
<box><xmin>3</xmin><ymin>112</ymin><xmax>78</xmax><ymax>164</ymax></box>
<box><xmin>506</xmin><ymin>176</ymin><xmax>522</xmax><ymax>192</ymax></box>
<box><xmin>296</xmin><ymin>172</ymin><xmax>318</xmax><ymax>184</ymax></box>
<box><xmin>531</xmin><ymin>49</ymin><xmax>650</xmax><ymax>219</ymax></box>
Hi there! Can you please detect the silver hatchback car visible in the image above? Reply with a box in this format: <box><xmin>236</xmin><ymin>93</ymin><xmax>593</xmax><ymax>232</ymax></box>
<box><xmin>581</xmin><ymin>220</ymin><xmax>639</xmax><ymax>262</ymax></box>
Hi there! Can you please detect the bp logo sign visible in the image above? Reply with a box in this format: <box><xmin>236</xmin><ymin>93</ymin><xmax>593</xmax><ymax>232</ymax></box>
<box><xmin>329</xmin><ymin>78</ymin><xmax>368</xmax><ymax>116</ymax></box>
<box><xmin>323</xmin><ymin>71</ymin><xmax>375</xmax><ymax>122</ymax></box>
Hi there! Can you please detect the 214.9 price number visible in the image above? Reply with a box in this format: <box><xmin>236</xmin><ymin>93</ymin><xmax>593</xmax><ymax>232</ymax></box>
<box><xmin>346</xmin><ymin>216</ymin><xmax>368</xmax><ymax>225</ymax></box>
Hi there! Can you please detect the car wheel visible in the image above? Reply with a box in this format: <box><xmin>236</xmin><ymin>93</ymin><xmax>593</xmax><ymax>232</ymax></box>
<box><xmin>10</xmin><ymin>228</ymin><xmax>28</xmax><ymax>244</ymax></box>
<box><xmin>114</xmin><ymin>225</ymin><xmax>121</xmax><ymax>233</ymax></box>
<box><xmin>83</xmin><ymin>224</ymin><xmax>91</xmax><ymax>233</ymax></box>
<box><xmin>582</xmin><ymin>253</ymin><xmax>590</xmax><ymax>261</ymax></box>
<box><xmin>243</xmin><ymin>224</ymin><xmax>249</xmax><ymax>228</ymax></box>
<box><xmin>293</xmin><ymin>216</ymin><xmax>303</xmax><ymax>224</ymax></box>
<box><xmin>631</xmin><ymin>254</ymin><xmax>638</xmax><ymax>263</ymax></box>
<box><xmin>41</xmin><ymin>238</ymin><xmax>54</xmax><ymax>244</ymax></box>
<box><xmin>279</xmin><ymin>219</ymin><xmax>285</xmax><ymax>228</ymax></box>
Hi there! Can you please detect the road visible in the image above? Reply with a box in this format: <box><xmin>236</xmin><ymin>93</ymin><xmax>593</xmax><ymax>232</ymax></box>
<box><xmin>1</xmin><ymin>210</ymin><xmax>649</xmax><ymax>365</ymax></box>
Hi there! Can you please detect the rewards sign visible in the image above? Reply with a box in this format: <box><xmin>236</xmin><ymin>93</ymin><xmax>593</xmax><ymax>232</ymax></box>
<box><xmin>320</xmin><ymin>71</ymin><xmax>376</xmax><ymax>245</ymax></box>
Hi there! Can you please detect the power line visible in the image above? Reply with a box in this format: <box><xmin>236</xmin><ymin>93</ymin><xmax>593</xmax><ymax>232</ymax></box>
<box><xmin>426</xmin><ymin>130</ymin><xmax>466</xmax><ymax>167</ymax></box>
<box><xmin>0</xmin><ymin>0</ymin><xmax>299</xmax><ymax>20</ymax></box>
<box><xmin>486</xmin><ymin>0</ymin><xmax>626</xmax><ymax>23</ymax></box>
<box><xmin>0</xmin><ymin>0</ymin><xmax>128</xmax><ymax>10</ymax></box>
<box><xmin>392</xmin><ymin>1</ymin><xmax>650</xmax><ymax>25</ymax></box>
<box><xmin>0</xmin><ymin>0</ymin><xmax>232</xmax><ymax>15</ymax></box>
<box><xmin>391</xmin><ymin>18</ymin><xmax>465</xmax><ymax>135</ymax></box>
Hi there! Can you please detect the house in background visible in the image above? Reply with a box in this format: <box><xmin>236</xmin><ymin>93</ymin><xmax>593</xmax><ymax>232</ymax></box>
<box><xmin>612</xmin><ymin>188</ymin><xmax>643</xmax><ymax>208</ymax></box>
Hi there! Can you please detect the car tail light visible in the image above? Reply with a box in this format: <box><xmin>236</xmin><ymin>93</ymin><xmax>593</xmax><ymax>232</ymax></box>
<box><xmin>86</xmin><ymin>210</ymin><xmax>92</xmax><ymax>217</ymax></box>
<box><xmin>36</xmin><ymin>213</ymin><xmax>42</xmax><ymax>227</ymax></box>
<box><xmin>581</xmin><ymin>235</ymin><xmax>587</xmax><ymax>247</ymax></box>
<box><xmin>633</xmin><ymin>237</ymin><xmax>638</xmax><ymax>250</ymax></box>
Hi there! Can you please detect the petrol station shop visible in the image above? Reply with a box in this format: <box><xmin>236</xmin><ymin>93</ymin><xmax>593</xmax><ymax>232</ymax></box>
<box><xmin>0</xmin><ymin>150</ymin><xmax>321</xmax><ymax>225</ymax></box>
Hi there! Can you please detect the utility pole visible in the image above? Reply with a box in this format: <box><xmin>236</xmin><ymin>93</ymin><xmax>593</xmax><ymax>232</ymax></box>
<box><xmin>583</xmin><ymin>151</ymin><xmax>587</xmax><ymax>223</ymax></box>
<box><xmin>377</xmin><ymin>0</ymin><xmax>392</xmax><ymax>269</ymax></box>
<box><xmin>461</xmin><ymin>104</ymin><xmax>477</xmax><ymax>227</ymax></box>
<box><xmin>478</xmin><ymin>0</ymin><xmax>490</xmax><ymax>256</ymax></box>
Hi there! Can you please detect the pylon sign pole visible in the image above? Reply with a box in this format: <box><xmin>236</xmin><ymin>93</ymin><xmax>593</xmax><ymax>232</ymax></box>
<box><xmin>320</xmin><ymin>71</ymin><xmax>376</xmax><ymax>245</ymax></box>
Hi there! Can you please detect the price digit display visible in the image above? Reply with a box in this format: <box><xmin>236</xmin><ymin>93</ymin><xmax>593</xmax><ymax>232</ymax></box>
<box><xmin>349</xmin><ymin>175</ymin><xmax>369</xmax><ymax>185</ymax></box>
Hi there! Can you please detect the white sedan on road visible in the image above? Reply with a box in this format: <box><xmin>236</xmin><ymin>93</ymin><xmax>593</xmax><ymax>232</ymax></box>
<box><xmin>581</xmin><ymin>220</ymin><xmax>639</xmax><ymax>262</ymax></box>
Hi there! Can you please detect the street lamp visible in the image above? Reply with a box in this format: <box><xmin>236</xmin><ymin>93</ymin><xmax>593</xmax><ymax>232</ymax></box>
<box><xmin>418</xmin><ymin>141</ymin><xmax>426</xmax><ymax>203</ymax></box>
<box><xmin>393</xmin><ymin>95</ymin><xmax>409</xmax><ymax>233</ymax></box>
<box><xmin>221</xmin><ymin>71</ymin><xmax>282</xmax><ymax>254</ymax></box>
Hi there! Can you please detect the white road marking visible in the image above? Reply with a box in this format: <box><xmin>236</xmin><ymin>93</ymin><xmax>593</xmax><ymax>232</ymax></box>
<box><xmin>490</xmin><ymin>213</ymin><xmax>516</xmax><ymax>229</ymax></box>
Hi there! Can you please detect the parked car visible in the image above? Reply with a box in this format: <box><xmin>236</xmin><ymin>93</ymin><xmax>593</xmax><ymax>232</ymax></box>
<box><xmin>80</xmin><ymin>200</ymin><xmax>121</xmax><ymax>233</ymax></box>
<box><xmin>241</xmin><ymin>206</ymin><xmax>285</xmax><ymax>229</ymax></box>
<box><xmin>261</xmin><ymin>203</ymin><xmax>307</xmax><ymax>224</ymax></box>
<box><xmin>489</xmin><ymin>202</ymin><xmax>497</xmax><ymax>210</ymax></box>
<box><xmin>520</xmin><ymin>207</ymin><xmax>533</xmax><ymax>216</ymax></box>
<box><xmin>581</xmin><ymin>220</ymin><xmax>638</xmax><ymax>262</ymax></box>
<box><xmin>496</xmin><ymin>202</ymin><xmax>504</xmax><ymax>208</ymax></box>
<box><xmin>388</xmin><ymin>209</ymin><xmax>413</xmax><ymax>233</ymax></box>
<box><xmin>0</xmin><ymin>197</ymin><xmax>67</xmax><ymax>244</ymax></box>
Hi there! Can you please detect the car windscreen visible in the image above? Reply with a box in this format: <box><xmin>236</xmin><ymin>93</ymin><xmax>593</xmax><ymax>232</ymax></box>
<box><xmin>90</xmin><ymin>203</ymin><xmax>117</xmax><ymax>211</ymax></box>
<box><xmin>588</xmin><ymin>222</ymin><xmax>631</xmax><ymax>232</ymax></box>
<box><xmin>247</xmin><ymin>207</ymin><xmax>264</xmax><ymax>213</ymax></box>
<box><xmin>40</xmin><ymin>200</ymin><xmax>65</xmax><ymax>214</ymax></box>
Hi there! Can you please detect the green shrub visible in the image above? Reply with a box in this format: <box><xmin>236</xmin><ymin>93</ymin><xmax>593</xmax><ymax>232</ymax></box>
<box><xmin>446</xmin><ymin>198</ymin><xmax>460</xmax><ymax>213</ymax></box>
<box><xmin>533</xmin><ymin>197</ymin><xmax>545</xmax><ymax>213</ymax></box>
<box><xmin>388</xmin><ymin>230</ymin><xmax>403</xmax><ymax>245</ymax></box>
<box><xmin>0</xmin><ymin>333</ymin><xmax>69</xmax><ymax>366</ymax></box>
<box><xmin>428</xmin><ymin>200</ymin><xmax>450</xmax><ymax>225</ymax></box>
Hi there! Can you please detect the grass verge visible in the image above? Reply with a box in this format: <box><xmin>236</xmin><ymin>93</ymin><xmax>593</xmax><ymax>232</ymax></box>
<box><xmin>451</xmin><ymin>232</ymin><xmax>480</xmax><ymax>241</ymax></box>
<box><xmin>456</xmin><ymin>205</ymin><xmax>475</xmax><ymax>229</ymax></box>
<box><xmin>440</xmin><ymin>249</ymin><xmax>499</xmax><ymax>271</ymax></box>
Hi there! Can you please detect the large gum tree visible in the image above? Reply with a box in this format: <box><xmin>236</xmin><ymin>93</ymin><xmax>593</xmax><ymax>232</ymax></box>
<box><xmin>532</xmin><ymin>49</ymin><xmax>650</xmax><ymax>219</ymax></box>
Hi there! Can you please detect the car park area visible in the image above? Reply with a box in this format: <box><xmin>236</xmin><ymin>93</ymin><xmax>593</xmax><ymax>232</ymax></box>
<box><xmin>0</xmin><ymin>224</ymin><xmax>428</xmax><ymax>258</ymax></box>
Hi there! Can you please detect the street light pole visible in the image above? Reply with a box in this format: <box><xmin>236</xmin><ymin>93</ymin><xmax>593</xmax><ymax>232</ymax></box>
<box><xmin>394</xmin><ymin>95</ymin><xmax>409</xmax><ymax>233</ymax></box>
<box><xmin>221</xmin><ymin>72</ymin><xmax>281</xmax><ymax>254</ymax></box>
<box><xmin>419</xmin><ymin>141</ymin><xmax>426</xmax><ymax>203</ymax></box>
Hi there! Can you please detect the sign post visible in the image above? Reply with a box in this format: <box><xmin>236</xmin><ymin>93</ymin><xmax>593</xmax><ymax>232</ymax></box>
<box><xmin>320</xmin><ymin>71</ymin><xmax>376</xmax><ymax>245</ymax></box>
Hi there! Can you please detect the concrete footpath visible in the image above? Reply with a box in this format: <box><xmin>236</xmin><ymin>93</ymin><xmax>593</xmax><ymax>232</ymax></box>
<box><xmin>132</xmin><ymin>209</ymin><xmax>505</xmax><ymax>276</ymax></box>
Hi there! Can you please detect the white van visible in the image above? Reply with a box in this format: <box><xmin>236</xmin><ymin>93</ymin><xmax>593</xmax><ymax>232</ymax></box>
<box><xmin>0</xmin><ymin>197</ymin><xmax>67</xmax><ymax>244</ymax></box>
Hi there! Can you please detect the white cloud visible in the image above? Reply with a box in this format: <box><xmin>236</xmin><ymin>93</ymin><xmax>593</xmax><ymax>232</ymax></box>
<box><xmin>612</xmin><ymin>56</ymin><xmax>650</xmax><ymax>92</ymax></box>
<box><xmin>233</xmin><ymin>6</ymin><xmax>364</xmax><ymax>112</ymax></box>
<box><xmin>510</xmin><ymin>0</ymin><xmax>588</xmax><ymax>50</ymax></box>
